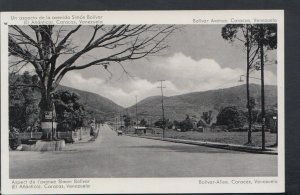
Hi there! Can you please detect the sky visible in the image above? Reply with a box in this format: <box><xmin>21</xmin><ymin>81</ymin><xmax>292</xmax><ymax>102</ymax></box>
<box><xmin>11</xmin><ymin>25</ymin><xmax>278</xmax><ymax>108</ymax></box>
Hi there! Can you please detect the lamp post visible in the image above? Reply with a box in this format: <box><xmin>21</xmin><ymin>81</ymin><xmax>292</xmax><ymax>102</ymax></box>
<box><xmin>273</xmin><ymin>115</ymin><xmax>278</xmax><ymax>146</ymax></box>
<box><xmin>239</xmin><ymin>75</ymin><xmax>261</xmax><ymax>82</ymax></box>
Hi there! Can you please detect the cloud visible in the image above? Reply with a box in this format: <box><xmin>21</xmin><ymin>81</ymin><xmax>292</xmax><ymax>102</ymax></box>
<box><xmin>152</xmin><ymin>53</ymin><xmax>244</xmax><ymax>92</ymax></box>
<box><xmin>61</xmin><ymin>71</ymin><xmax>177</xmax><ymax>107</ymax></box>
<box><xmin>152</xmin><ymin>52</ymin><xmax>277</xmax><ymax>91</ymax></box>
<box><xmin>61</xmin><ymin>52</ymin><xmax>277</xmax><ymax>107</ymax></box>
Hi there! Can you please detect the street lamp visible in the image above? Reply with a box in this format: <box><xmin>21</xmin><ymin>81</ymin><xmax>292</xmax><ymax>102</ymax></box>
<box><xmin>272</xmin><ymin>116</ymin><xmax>278</xmax><ymax>146</ymax></box>
<box><xmin>238</xmin><ymin>75</ymin><xmax>261</xmax><ymax>82</ymax></box>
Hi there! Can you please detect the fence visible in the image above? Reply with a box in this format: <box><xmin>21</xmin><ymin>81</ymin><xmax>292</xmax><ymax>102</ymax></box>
<box><xmin>17</xmin><ymin>126</ymin><xmax>92</xmax><ymax>143</ymax></box>
<box><xmin>72</xmin><ymin>127</ymin><xmax>91</xmax><ymax>141</ymax></box>
<box><xmin>18</xmin><ymin>132</ymin><xmax>42</xmax><ymax>140</ymax></box>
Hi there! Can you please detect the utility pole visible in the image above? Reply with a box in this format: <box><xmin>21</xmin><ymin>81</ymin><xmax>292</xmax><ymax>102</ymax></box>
<box><xmin>158</xmin><ymin>80</ymin><xmax>166</xmax><ymax>139</ymax></box>
<box><xmin>259</xmin><ymin>24</ymin><xmax>266</xmax><ymax>151</ymax></box>
<box><xmin>120</xmin><ymin>113</ymin><xmax>123</xmax><ymax>127</ymax></box>
<box><xmin>135</xmin><ymin>95</ymin><xmax>138</xmax><ymax>129</ymax></box>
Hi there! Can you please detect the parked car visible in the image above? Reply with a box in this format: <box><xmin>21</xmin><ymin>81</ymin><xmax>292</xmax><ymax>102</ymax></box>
<box><xmin>117</xmin><ymin>130</ymin><xmax>123</xmax><ymax>136</ymax></box>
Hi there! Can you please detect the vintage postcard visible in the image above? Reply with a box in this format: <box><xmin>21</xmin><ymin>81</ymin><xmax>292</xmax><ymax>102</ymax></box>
<box><xmin>1</xmin><ymin>10</ymin><xmax>284</xmax><ymax>194</ymax></box>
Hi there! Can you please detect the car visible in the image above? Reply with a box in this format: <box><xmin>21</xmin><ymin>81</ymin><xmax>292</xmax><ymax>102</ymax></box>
<box><xmin>117</xmin><ymin>130</ymin><xmax>123</xmax><ymax>136</ymax></box>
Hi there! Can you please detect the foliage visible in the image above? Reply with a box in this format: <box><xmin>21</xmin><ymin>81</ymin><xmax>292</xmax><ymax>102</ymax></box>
<box><xmin>201</xmin><ymin>110</ymin><xmax>213</xmax><ymax>125</ymax></box>
<box><xmin>178</xmin><ymin>115</ymin><xmax>194</xmax><ymax>132</ymax></box>
<box><xmin>216</xmin><ymin>106</ymin><xmax>247</xmax><ymax>129</ymax></box>
<box><xmin>140</xmin><ymin>118</ymin><xmax>147</xmax><ymax>127</ymax></box>
<box><xmin>53</xmin><ymin>90</ymin><xmax>90</xmax><ymax>131</ymax></box>
<box><xmin>9</xmin><ymin>72</ymin><xmax>40</xmax><ymax>132</ymax></box>
<box><xmin>166</xmin><ymin>120</ymin><xmax>174</xmax><ymax>129</ymax></box>
<box><xmin>197</xmin><ymin>119</ymin><xmax>207</xmax><ymax>128</ymax></box>
<box><xmin>248</xmin><ymin>97</ymin><xmax>256</xmax><ymax>110</ymax></box>
<box><xmin>244</xmin><ymin>109</ymin><xmax>260</xmax><ymax>124</ymax></box>
<box><xmin>222</xmin><ymin>24</ymin><xmax>277</xmax><ymax>51</ymax></box>
<box><xmin>154</xmin><ymin>118</ymin><xmax>167</xmax><ymax>128</ymax></box>
<box><xmin>257</xmin><ymin>108</ymin><xmax>277</xmax><ymax>130</ymax></box>
<box><xmin>222</xmin><ymin>24</ymin><xmax>277</xmax><ymax>143</ymax></box>
<box><xmin>123</xmin><ymin>115</ymin><xmax>131</xmax><ymax>127</ymax></box>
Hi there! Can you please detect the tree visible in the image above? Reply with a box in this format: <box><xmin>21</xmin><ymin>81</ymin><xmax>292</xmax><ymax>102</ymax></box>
<box><xmin>216</xmin><ymin>106</ymin><xmax>247</xmax><ymax>129</ymax></box>
<box><xmin>9</xmin><ymin>72</ymin><xmax>41</xmax><ymax>132</ymax></box>
<box><xmin>222</xmin><ymin>24</ymin><xmax>277</xmax><ymax>145</ymax></box>
<box><xmin>222</xmin><ymin>24</ymin><xmax>260</xmax><ymax>143</ymax></box>
<box><xmin>257</xmin><ymin>108</ymin><xmax>277</xmax><ymax>130</ymax></box>
<box><xmin>201</xmin><ymin>110</ymin><xmax>213</xmax><ymax>126</ymax></box>
<box><xmin>154</xmin><ymin>119</ymin><xmax>166</xmax><ymax>128</ymax></box>
<box><xmin>53</xmin><ymin>90</ymin><xmax>89</xmax><ymax>132</ymax></box>
<box><xmin>256</xmin><ymin>24</ymin><xmax>277</xmax><ymax>150</ymax></box>
<box><xmin>179</xmin><ymin>115</ymin><xmax>193</xmax><ymax>132</ymax></box>
<box><xmin>140</xmin><ymin>118</ymin><xmax>147</xmax><ymax>127</ymax></box>
<box><xmin>244</xmin><ymin>100</ymin><xmax>259</xmax><ymax>125</ymax></box>
<box><xmin>123</xmin><ymin>115</ymin><xmax>131</xmax><ymax>127</ymax></box>
<box><xmin>9</xmin><ymin>25</ymin><xmax>176</xmax><ymax>139</ymax></box>
<box><xmin>173</xmin><ymin>120</ymin><xmax>180</xmax><ymax>129</ymax></box>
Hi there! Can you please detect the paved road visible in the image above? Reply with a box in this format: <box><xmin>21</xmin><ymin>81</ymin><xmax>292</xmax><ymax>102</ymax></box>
<box><xmin>10</xmin><ymin>124</ymin><xmax>277</xmax><ymax>178</ymax></box>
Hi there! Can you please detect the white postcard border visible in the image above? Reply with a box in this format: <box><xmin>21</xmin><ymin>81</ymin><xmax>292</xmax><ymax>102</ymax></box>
<box><xmin>1</xmin><ymin>10</ymin><xmax>284</xmax><ymax>194</ymax></box>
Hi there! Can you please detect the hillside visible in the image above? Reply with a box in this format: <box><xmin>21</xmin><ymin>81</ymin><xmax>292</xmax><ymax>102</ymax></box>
<box><xmin>57</xmin><ymin>85</ymin><xmax>124</xmax><ymax>121</ymax></box>
<box><xmin>127</xmin><ymin>84</ymin><xmax>277</xmax><ymax>122</ymax></box>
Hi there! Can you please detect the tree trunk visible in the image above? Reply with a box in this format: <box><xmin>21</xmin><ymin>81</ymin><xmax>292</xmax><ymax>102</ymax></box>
<box><xmin>260</xmin><ymin>25</ymin><xmax>266</xmax><ymax>150</ymax></box>
<box><xmin>39</xmin><ymin>88</ymin><xmax>56</xmax><ymax>141</ymax></box>
<box><xmin>246</xmin><ymin>25</ymin><xmax>253</xmax><ymax>144</ymax></box>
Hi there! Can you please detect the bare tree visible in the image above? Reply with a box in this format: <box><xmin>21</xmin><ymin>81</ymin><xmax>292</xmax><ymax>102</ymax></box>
<box><xmin>9</xmin><ymin>25</ymin><xmax>176</xmax><ymax>139</ymax></box>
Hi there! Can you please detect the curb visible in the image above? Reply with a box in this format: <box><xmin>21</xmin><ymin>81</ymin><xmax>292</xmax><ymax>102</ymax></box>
<box><xmin>125</xmin><ymin>134</ymin><xmax>278</xmax><ymax>155</ymax></box>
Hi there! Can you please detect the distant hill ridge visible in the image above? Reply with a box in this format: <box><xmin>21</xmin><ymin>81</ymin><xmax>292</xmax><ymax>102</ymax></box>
<box><xmin>59</xmin><ymin>84</ymin><xmax>277</xmax><ymax>122</ymax></box>
<box><xmin>57</xmin><ymin>85</ymin><xmax>123</xmax><ymax>120</ymax></box>
<box><xmin>127</xmin><ymin>84</ymin><xmax>277</xmax><ymax>122</ymax></box>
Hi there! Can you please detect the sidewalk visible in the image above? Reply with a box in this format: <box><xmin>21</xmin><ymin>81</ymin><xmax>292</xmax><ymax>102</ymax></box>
<box><xmin>125</xmin><ymin>134</ymin><xmax>278</xmax><ymax>155</ymax></box>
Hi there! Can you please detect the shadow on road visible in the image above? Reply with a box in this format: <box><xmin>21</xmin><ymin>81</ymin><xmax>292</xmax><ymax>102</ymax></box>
<box><xmin>125</xmin><ymin>144</ymin><xmax>240</xmax><ymax>154</ymax></box>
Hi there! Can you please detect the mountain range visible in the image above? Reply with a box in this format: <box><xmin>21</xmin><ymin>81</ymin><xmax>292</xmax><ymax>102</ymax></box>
<box><xmin>127</xmin><ymin>84</ymin><xmax>277</xmax><ymax>122</ymax></box>
<box><xmin>60</xmin><ymin>84</ymin><xmax>277</xmax><ymax>122</ymax></box>
<box><xmin>58</xmin><ymin>85</ymin><xmax>123</xmax><ymax>121</ymax></box>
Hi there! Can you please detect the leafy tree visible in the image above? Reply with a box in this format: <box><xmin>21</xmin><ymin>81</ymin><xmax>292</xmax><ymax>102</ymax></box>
<box><xmin>179</xmin><ymin>115</ymin><xmax>193</xmax><ymax>132</ymax></box>
<box><xmin>123</xmin><ymin>115</ymin><xmax>131</xmax><ymax>127</ymax></box>
<box><xmin>154</xmin><ymin>118</ymin><xmax>167</xmax><ymax>128</ymax></box>
<box><xmin>173</xmin><ymin>120</ymin><xmax>179</xmax><ymax>126</ymax></box>
<box><xmin>244</xmin><ymin>109</ymin><xmax>260</xmax><ymax>124</ymax></box>
<box><xmin>197</xmin><ymin>119</ymin><xmax>207</xmax><ymax>128</ymax></box>
<box><xmin>9</xmin><ymin>25</ymin><xmax>176</xmax><ymax>139</ymax></box>
<box><xmin>166</xmin><ymin>120</ymin><xmax>173</xmax><ymax>129</ymax></box>
<box><xmin>222</xmin><ymin>24</ymin><xmax>277</xmax><ymax>144</ymax></box>
<box><xmin>256</xmin><ymin>24</ymin><xmax>277</xmax><ymax>149</ymax></box>
<box><xmin>201</xmin><ymin>110</ymin><xmax>213</xmax><ymax>126</ymax></box>
<box><xmin>216</xmin><ymin>106</ymin><xmax>247</xmax><ymax>129</ymax></box>
<box><xmin>53</xmin><ymin>90</ymin><xmax>89</xmax><ymax>132</ymax></box>
<box><xmin>9</xmin><ymin>72</ymin><xmax>40</xmax><ymax>132</ymax></box>
<box><xmin>257</xmin><ymin>108</ymin><xmax>277</xmax><ymax>130</ymax></box>
<box><xmin>140</xmin><ymin>118</ymin><xmax>147</xmax><ymax>127</ymax></box>
<box><xmin>222</xmin><ymin>24</ymin><xmax>260</xmax><ymax>143</ymax></box>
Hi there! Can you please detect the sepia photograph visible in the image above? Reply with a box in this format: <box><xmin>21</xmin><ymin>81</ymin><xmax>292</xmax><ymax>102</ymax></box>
<box><xmin>1</xmin><ymin>10</ymin><xmax>284</xmax><ymax>194</ymax></box>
